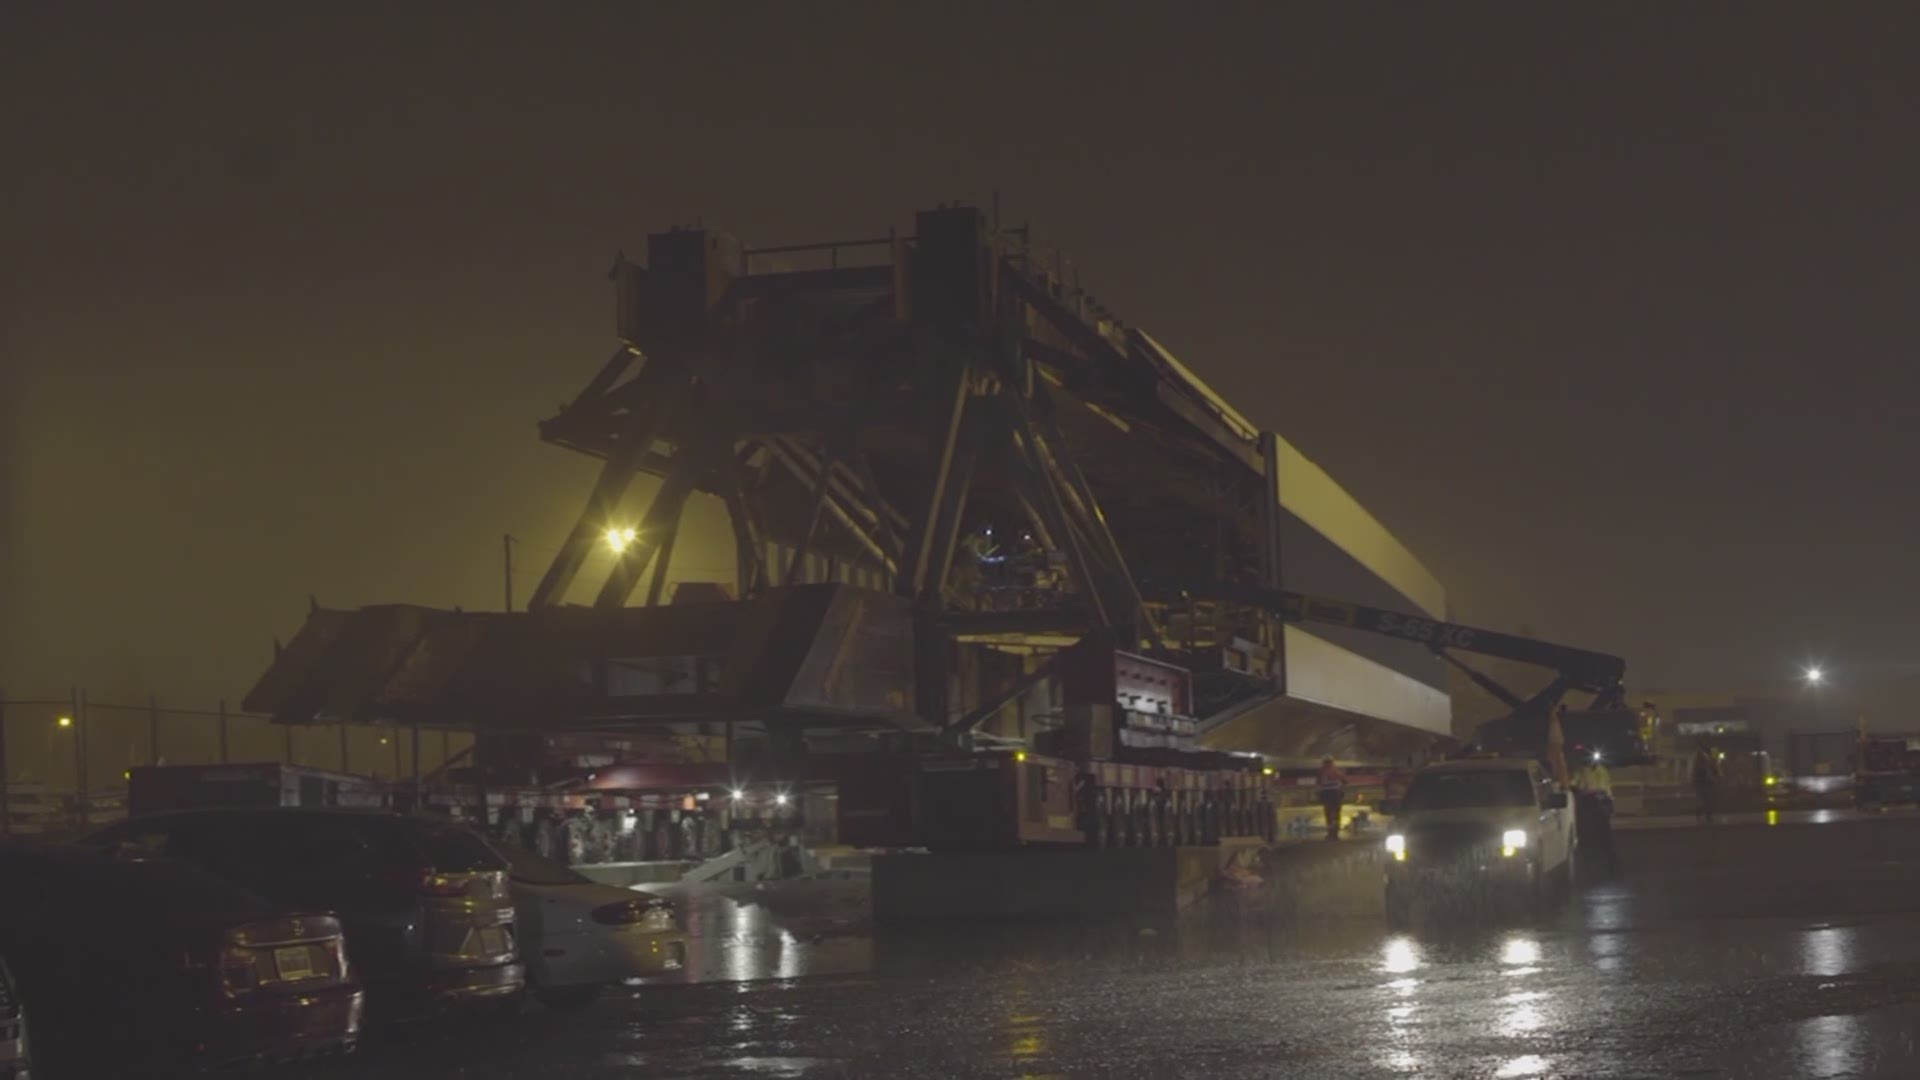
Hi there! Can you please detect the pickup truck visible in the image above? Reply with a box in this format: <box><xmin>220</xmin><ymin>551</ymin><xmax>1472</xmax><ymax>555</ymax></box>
<box><xmin>1381</xmin><ymin>758</ymin><xmax>1576</xmax><ymax>927</ymax></box>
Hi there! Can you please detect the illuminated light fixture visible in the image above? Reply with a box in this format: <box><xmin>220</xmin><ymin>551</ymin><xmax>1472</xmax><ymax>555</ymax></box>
<box><xmin>730</xmin><ymin>788</ymin><xmax>744</xmax><ymax>801</ymax></box>
<box><xmin>1501</xmin><ymin>829</ymin><xmax>1527</xmax><ymax>858</ymax></box>
<box><xmin>1261</xmin><ymin>766</ymin><xmax>1275</xmax><ymax>776</ymax></box>
<box><xmin>1385</xmin><ymin>833</ymin><xmax>1406</xmax><ymax>858</ymax></box>
<box><xmin>605</xmin><ymin>526</ymin><xmax>639</xmax><ymax>553</ymax></box>
<box><xmin>774</xmin><ymin>792</ymin><xmax>790</xmax><ymax>807</ymax></box>
<box><xmin>1591</xmin><ymin>751</ymin><xmax>1602</xmax><ymax>764</ymax></box>
<box><xmin>1014</xmin><ymin>750</ymin><xmax>1028</xmax><ymax>763</ymax></box>
<box><xmin>56</xmin><ymin>716</ymin><xmax>72</xmax><ymax>728</ymax></box>
<box><xmin>1804</xmin><ymin>666</ymin><xmax>1825</xmax><ymax>686</ymax></box>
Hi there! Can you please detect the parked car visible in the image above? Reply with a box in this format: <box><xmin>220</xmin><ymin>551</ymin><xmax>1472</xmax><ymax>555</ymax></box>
<box><xmin>1380</xmin><ymin>757</ymin><xmax>1575</xmax><ymax>927</ymax></box>
<box><xmin>84</xmin><ymin>809</ymin><xmax>523</xmax><ymax>1020</ymax></box>
<box><xmin>0</xmin><ymin>843</ymin><xmax>361</xmax><ymax>1075</ymax></box>
<box><xmin>0</xmin><ymin>953</ymin><xmax>28</xmax><ymax>1079</ymax></box>
<box><xmin>492</xmin><ymin>842</ymin><xmax>686</xmax><ymax>1007</ymax></box>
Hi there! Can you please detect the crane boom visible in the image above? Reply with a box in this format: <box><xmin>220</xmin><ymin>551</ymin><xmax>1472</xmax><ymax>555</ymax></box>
<box><xmin>1192</xmin><ymin>581</ymin><xmax>1650</xmax><ymax>764</ymax></box>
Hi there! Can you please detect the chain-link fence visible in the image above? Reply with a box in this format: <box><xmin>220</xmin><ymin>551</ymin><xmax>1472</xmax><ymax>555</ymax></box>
<box><xmin>0</xmin><ymin>690</ymin><xmax>473</xmax><ymax>835</ymax></box>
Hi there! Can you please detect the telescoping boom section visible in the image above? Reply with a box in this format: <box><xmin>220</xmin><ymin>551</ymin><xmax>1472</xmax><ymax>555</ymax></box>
<box><xmin>1194</xmin><ymin>582</ymin><xmax>1651</xmax><ymax>766</ymax></box>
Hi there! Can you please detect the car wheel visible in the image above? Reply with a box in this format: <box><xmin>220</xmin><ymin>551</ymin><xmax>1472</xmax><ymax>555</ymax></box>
<box><xmin>536</xmin><ymin>985</ymin><xmax>603</xmax><ymax>1010</ymax></box>
<box><xmin>1527</xmin><ymin>864</ymin><xmax>1556</xmax><ymax>922</ymax></box>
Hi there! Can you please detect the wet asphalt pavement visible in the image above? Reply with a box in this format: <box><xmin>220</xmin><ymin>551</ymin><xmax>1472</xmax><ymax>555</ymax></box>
<box><xmin>295</xmin><ymin>812</ymin><xmax>1920</xmax><ymax>1079</ymax></box>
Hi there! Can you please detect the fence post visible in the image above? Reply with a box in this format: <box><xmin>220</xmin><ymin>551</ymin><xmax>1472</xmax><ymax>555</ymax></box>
<box><xmin>149</xmin><ymin>694</ymin><xmax>161</xmax><ymax>766</ymax></box>
<box><xmin>218</xmin><ymin>699</ymin><xmax>230</xmax><ymax>764</ymax></box>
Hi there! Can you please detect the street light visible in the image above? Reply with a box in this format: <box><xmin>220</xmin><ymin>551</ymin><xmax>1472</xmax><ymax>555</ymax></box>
<box><xmin>1804</xmin><ymin>666</ymin><xmax>1826</xmax><ymax>686</ymax></box>
<box><xmin>55</xmin><ymin>716</ymin><xmax>72</xmax><ymax>728</ymax></box>
<box><xmin>605</xmin><ymin>526</ymin><xmax>638</xmax><ymax>553</ymax></box>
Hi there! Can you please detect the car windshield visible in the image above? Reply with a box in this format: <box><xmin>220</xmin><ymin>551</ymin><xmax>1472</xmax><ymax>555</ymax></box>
<box><xmin>1403</xmin><ymin>770</ymin><xmax>1538</xmax><ymax>812</ymax></box>
<box><xmin>498</xmin><ymin>843</ymin><xmax>590</xmax><ymax>886</ymax></box>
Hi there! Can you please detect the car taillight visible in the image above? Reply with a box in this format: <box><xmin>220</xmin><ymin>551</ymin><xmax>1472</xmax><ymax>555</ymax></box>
<box><xmin>217</xmin><ymin>945</ymin><xmax>260</xmax><ymax>996</ymax></box>
<box><xmin>590</xmin><ymin>897</ymin><xmax>671</xmax><ymax>927</ymax></box>
<box><xmin>322</xmin><ymin>936</ymin><xmax>349</xmax><ymax>978</ymax></box>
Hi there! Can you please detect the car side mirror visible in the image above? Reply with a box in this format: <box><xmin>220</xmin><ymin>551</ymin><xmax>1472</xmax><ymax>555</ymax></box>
<box><xmin>1545</xmin><ymin>792</ymin><xmax>1568</xmax><ymax>810</ymax></box>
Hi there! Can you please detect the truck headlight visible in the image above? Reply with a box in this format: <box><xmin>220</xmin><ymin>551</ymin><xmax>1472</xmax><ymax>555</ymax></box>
<box><xmin>1501</xmin><ymin>829</ymin><xmax>1527</xmax><ymax>857</ymax></box>
<box><xmin>1385</xmin><ymin>833</ymin><xmax>1406</xmax><ymax>861</ymax></box>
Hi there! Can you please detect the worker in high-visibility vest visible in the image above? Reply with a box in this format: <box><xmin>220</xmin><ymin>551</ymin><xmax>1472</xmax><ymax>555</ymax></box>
<box><xmin>1316</xmin><ymin>757</ymin><xmax>1347</xmax><ymax>840</ymax></box>
<box><xmin>1570</xmin><ymin>754</ymin><xmax>1618</xmax><ymax>874</ymax></box>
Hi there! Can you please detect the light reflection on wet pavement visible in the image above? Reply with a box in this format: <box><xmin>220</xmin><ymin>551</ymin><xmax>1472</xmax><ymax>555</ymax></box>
<box><xmin>292</xmin><ymin>815</ymin><xmax>1920</xmax><ymax>1078</ymax></box>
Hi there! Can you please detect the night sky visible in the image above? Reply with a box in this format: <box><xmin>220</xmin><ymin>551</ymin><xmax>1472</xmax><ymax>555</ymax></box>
<box><xmin>6</xmin><ymin>4</ymin><xmax>1918</xmax><ymax>709</ymax></box>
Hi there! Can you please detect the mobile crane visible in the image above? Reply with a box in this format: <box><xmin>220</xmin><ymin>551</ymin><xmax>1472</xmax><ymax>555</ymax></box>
<box><xmin>1192</xmin><ymin>582</ymin><xmax>1654</xmax><ymax>767</ymax></box>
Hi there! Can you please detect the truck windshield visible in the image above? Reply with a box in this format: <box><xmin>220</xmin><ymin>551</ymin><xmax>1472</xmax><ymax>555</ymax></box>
<box><xmin>1403</xmin><ymin>770</ymin><xmax>1537</xmax><ymax>811</ymax></box>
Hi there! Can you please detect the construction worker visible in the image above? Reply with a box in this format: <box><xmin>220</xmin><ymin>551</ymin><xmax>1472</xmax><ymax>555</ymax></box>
<box><xmin>1316</xmin><ymin>757</ymin><xmax>1346</xmax><ymax>840</ymax></box>
<box><xmin>1692</xmin><ymin>744</ymin><xmax>1721</xmax><ymax>824</ymax></box>
<box><xmin>1570</xmin><ymin>753</ymin><xmax>1618</xmax><ymax>874</ymax></box>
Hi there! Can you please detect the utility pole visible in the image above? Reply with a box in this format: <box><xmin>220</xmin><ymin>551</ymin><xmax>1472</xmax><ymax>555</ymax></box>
<box><xmin>0</xmin><ymin>691</ymin><xmax>10</xmax><ymax>837</ymax></box>
<box><xmin>149</xmin><ymin>694</ymin><xmax>161</xmax><ymax>766</ymax></box>
<box><xmin>72</xmin><ymin>687</ymin><xmax>87</xmax><ymax>829</ymax></box>
<box><xmin>218</xmin><ymin>699</ymin><xmax>230</xmax><ymax>764</ymax></box>
<box><xmin>503</xmin><ymin>533</ymin><xmax>516</xmax><ymax>612</ymax></box>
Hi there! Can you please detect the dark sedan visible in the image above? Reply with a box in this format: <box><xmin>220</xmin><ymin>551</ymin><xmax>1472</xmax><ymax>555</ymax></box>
<box><xmin>86</xmin><ymin>809</ymin><xmax>523</xmax><ymax>1021</ymax></box>
<box><xmin>0</xmin><ymin>843</ymin><xmax>362</xmax><ymax>1076</ymax></box>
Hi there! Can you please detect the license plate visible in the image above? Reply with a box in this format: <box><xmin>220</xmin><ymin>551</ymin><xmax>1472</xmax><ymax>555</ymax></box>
<box><xmin>274</xmin><ymin>945</ymin><xmax>315</xmax><ymax>981</ymax></box>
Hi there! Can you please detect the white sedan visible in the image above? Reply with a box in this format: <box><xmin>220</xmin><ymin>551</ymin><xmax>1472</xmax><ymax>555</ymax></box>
<box><xmin>493</xmin><ymin>844</ymin><xmax>686</xmax><ymax>1008</ymax></box>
